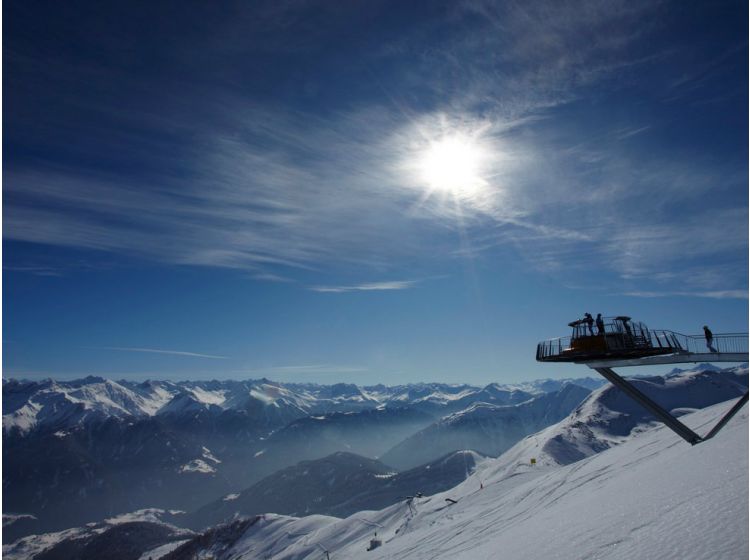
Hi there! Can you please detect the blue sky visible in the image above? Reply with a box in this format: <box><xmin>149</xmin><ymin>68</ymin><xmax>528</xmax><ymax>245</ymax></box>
<box><xmin>4</xmin><ymin>0</ymin><xmax>748</xmax><ymax>385</ymax></box>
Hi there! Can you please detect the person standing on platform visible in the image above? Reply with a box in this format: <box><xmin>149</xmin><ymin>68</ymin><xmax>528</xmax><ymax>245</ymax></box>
<box><xmin>704</xmin><ymin>325</ymin><xmax>718</xmax><ymax>353</ymax></box>
<box><xmin>596</xmin><ymin>313</ymin><xmax>605</xmax><ymax>335</ymax></box>
<box><xmin>584</xmin><ymin>313</ymin><xmax>594</xmax><ymax>336</ymax></box>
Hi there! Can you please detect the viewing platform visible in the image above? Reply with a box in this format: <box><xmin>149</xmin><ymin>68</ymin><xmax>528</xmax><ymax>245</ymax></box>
<box><xmin>536</xmin><ymin>316</ymin><xmax>748</xmax><ymax>368</ymax></box>
<box><xmin>536</xmin><ymin>315</ymin><xmax>748</xmax><ymax>446</ymax></box>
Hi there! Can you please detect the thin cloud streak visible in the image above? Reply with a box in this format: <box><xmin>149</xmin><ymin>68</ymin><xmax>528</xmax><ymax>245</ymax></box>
<box><xmin>309</xmin><ymin>280</ymin><xmax>419</xmax><ymax>293</ymax></box>
<box><xmin>99</xmin><ymin>346</ymin><xmax>229</xmax><ymax>359</ymax></box>
<box><xmin>3</xmin><ymin>265</ymin><xmax>65</xmax><ymax>277</ymax></box>
<box><xmin>244</xmin><ymin>364</ymin><xmax>368</xmax><ymax>374</ymax></box>
<box><xmin>622</xmin><ymin>290</ymin><xmax>748</xmax><ymax>300</ymax></box>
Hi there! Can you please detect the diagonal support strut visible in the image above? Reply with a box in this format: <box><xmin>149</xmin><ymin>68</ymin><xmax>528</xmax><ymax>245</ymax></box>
<box><xmin>592</xmin><ymin>367</ymin><xmax>749</xmax><ymax>445</ymax></box>
<box><xmin>593</xmin><ymin>367</ymin><xmax>703</xmax><ymax>445</ymax></box>
<box><xmin>702</xmin><ymin>392</ymin><xmax>749</xmax><ymax>441</ymax></box>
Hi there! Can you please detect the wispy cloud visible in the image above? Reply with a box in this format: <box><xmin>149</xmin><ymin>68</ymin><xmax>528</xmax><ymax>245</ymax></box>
<box><xmin>4</xmin><ymin>0</ymin><xmax>745</xmax><ymax>301</ymax></box>
<box><xmin>244</xmin><ymin>364</ymin><xmax>368</xmax><ymax>374</ymax></box>
<box><xmin>251</xmin><ymin>272</ymin><xmax>295</xmax><ymax>283</ymax></box>
<box><xmin>613</xmin><ymin>125</ymin><xmax>651</xmax><ymax>140</ymax></box>
<box><xmin>622</xmin><ymin>290</ymin><xmax>748</xmax><ymax>300</ymax></box>
<box><xmin>4</xmin><ymin>105</ymin><xmax>433</xmax><ymax>273</ymax></box>
<box><xmin>3</xmin><ymin>265</ymin><xmax>65</xmax><ymax>277</ymax></box>
<box><xmin>98</xmin><ymin>347</ymin><xmax>228</xmax><ymax>359</ymax></box>
<box><xmin>309</xmin><ymin>280</ymin><xmax>419</xmax><ymax>293</ymax></box>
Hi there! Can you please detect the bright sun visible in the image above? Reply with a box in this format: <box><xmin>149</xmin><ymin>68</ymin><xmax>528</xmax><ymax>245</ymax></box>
<box><xmin>418</xmin><ymin>135</ymin><xmax>487</xmax><ymax>198</ymax></box>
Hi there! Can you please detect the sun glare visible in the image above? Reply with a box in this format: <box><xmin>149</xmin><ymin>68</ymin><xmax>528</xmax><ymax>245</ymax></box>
<box><xmin>418</xmin><ymin>135</ymin><xmax>487</xmax><ymax>198</ymax></box>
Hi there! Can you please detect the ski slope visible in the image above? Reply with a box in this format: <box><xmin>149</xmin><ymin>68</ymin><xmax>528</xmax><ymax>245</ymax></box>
<box><xmin>198</xmin><ymin>399</ymin><xmax>747</xmax><ymax>560</ymax></box>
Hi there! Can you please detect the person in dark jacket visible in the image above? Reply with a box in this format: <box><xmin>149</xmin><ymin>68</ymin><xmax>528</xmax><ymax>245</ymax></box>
<box><xmin>584</xmin><ymin>313</ymin><xmax>594</xmax><ymax>336</ymax></box>
<box><xmin>595</xmin><ymin>313</ymin><xmax>605</xmax><ymax>335</ymax></box>
<box><xmin>704</xmin><ymin>325</ymin><xmax>717</xmax><ymax>353</ymax></box>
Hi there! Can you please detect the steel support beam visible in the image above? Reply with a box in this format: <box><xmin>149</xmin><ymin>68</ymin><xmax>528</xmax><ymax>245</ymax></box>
<box><xmin>593</xmin><ymin>367</ymin><xmax>703</xmax><ymax>445</ymax></box>
<box><xmin>702</xmin><ymin>392</ymin><xmax>749</xmax><ymax>441</ymax></box>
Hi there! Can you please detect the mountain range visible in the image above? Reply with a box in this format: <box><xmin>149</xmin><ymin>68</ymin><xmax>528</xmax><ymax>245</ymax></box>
<box><xmin>2</xmin><ymin>375</ymin><xmax>600</xmax><ymax>537</ymax></box>
<box><xmin>3</xmin><ymin>376</ymin><xmax>605</xmax><ymax>436</ymax></box>
<box><xmin>4</xmin><ymin>364</ymin><xmax>746</xmax><ymax>560</ymax></box>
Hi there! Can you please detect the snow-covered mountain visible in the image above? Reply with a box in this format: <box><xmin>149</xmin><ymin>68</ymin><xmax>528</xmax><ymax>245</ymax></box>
<box><xmin>2</xmin><ymin>379</ymin><xmax>471</xmax><ymax>537</ymax></box>
<box><xmin>3</xmin><ymin>378</ymin><xmax>313</xmax><ymax>436</ymax></box>
<box><xmin>380</xmin><ymin>383</ymin><xmax>591</xmax><ymax>469</ymax></box>
<box><xmin>5</xmin><ymin>366</ymin><xmax>746</xmax><ymax>559</ymax></box>
<box><xmin>125</xmin><ymin>397</ymin><xmax>747</xmax><ymax>560</ymax></box>
<box><xmin>284</xmin><ymin>382</ymin><xmax>382</xmax><ymax>413</ymax></box>
<box><xmin>3</xmin><ymin>377</ymin><xmax>158</xmax><ymax>436</ymax></box>
<box><xmin>186</xmin><ymin>452</ymin><xmax>394</xmax><ymax>529</ymax></box>
<box><xmin>3</xmin><ymin>509</ymin><xmax>193</xmax><ymax>560</ymax></box>
<box><xmin>4</xmin><ymin>368</ymin><xmax>730</xmax><ymax>547</ymax></box>
<box><xmin>3</xmin><ymin>377</ymin><xmax>605</xmax><ymax>437</ymax></box>
<box><xmin>187</xmin><ymin>449</ymin><xmax>486</xmax><ymax>530</ymax></box>
<box><xmin>365</xmin><ymin>379</ymin><xmax>606</xmax><ymax>415</ymax></box>
<box><xmin>499</xmin><ymin>364</ymin><xmax>748</xmax><ymax>469</ymax></box>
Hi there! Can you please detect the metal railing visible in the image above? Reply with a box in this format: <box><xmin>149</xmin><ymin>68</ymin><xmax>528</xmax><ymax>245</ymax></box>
<box><xmin>679</xmin><ymin>332</ymin><xmax>748</xmax><ymax>355</ymax></box>
<box><xmin>536</xmin><ymin>330</ymin><xmax>748</xmax><ymax>361</ymax></box>
<box><xmin>536</xmin><ymin>336</ymin><xmax>572</xmax><ymax>361</ymax></box>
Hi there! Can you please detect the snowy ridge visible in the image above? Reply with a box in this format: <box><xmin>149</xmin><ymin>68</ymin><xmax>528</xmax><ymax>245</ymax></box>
<box><xmin>463</xmin><ymin>365</ymin><xmax>748</xmax><ymax>477</ymax></box>
<box><xmin>531</xmin><ymin>365</ymin><xmax>748</xmax><ymax>466</ymax></box>
<box><xmin>3</xmin><ymin>377</ymin><xmax>606</xmax><ymax>436</ymax></box>
<box><xmin>3</xmin><ymin>377</ymin><xmax>159</xmax><ymax>435</ymax></box>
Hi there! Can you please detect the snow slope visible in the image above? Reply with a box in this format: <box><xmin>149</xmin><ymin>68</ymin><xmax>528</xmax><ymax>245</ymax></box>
<box><xmin>166</xmin><ymin>398</ymin><xmax>747</xmax><ymax>560</ymax></box>
<box><xmin>505</xmin><ymin>365</ymin><xmax>749</xmax><ymax>469</ymax></box>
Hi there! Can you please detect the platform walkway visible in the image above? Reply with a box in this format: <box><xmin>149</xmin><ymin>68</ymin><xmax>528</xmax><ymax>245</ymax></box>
<box><xmin>580</xmin><ymin>332</ymin><xmax>747</xmax><ymax>367</ymax></box>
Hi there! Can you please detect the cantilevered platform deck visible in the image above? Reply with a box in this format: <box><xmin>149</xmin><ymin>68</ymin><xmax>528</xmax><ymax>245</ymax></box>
<box><xmin>536</xmin><ymin>318</ymin><xmax>748</xmax><ymax>446</ymax></box>
<box><xmin>537</xmin><ymin>329</ymin><xmax>748</xmax><ymax>367</ymax></box>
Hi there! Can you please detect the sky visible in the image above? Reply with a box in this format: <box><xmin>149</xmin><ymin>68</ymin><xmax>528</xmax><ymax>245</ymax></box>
<box><xmin>3</xmin><ymin>0</ymin><xmax>748</xmax><ymax>386</ymax></box>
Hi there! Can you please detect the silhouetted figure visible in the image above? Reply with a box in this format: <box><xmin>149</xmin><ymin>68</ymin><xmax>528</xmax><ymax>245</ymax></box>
<box><xmin>595</xmin><ymin>313</ymin><xmax>605</xmax><ymax>335</ymax></box>
<box><xmin>704</xmin><ymin>325</ymin><xmax>717</xmax><ymax>353</ymax></box>
<box><xmin>584</xmin><ymin>313</ymin><xmax>594</xmax><ymax>336</ymax></box>
<box><xmin>406</xmin><ymin>496</ymin><xmax>416</xmax><ymax>515</ymax></box>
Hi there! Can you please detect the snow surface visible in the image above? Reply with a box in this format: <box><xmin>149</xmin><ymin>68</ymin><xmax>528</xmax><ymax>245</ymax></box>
<box><xmin>2</xmin><ymin>525</ymin><xmax>108</xmax><ymax>560</ymax></box>
<box><xmin>201</xmin><ymin>399</ymin><xmax>747</xmax><ymax>559</ymax></box>
<box><xmin>202</xmin><ymin>446</ymin><xmax>222</xmax><ymax>464</ymax></box>
<box><xmin>187</xmin><ymin>387</ymin><xmax>227</xmax><ymax>406</ymax></box>
<box><xmin>137</xmin><ymin>539</ymin><xmax>191</xmax><ymax>560</ymax></box>
<box><xmin>104</xmin><ymin>508</ymin><xmax>180</xmax><ymax>525</ymax></box>
<box><xmin>2</xmin><ymin>514</ymin><xmax>37</xmax><ymax>528</ymax></box>
<box><xmin>179</xmin><ymin>459</ymin><xmax>217</xmax><ymax>474</ymax></box>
